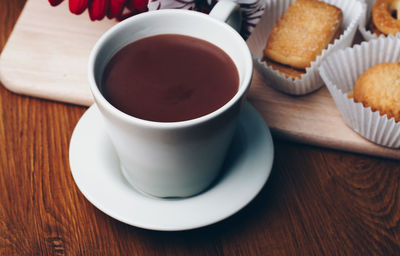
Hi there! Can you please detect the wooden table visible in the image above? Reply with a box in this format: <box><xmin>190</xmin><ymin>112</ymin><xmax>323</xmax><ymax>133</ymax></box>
<box><xmin>1</xmin><ymin>1</ymin><xmax>400</xmax><ymax>255</ymax></box>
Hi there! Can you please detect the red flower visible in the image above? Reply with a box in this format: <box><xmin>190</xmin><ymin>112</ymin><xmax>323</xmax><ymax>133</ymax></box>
<box><xmin>69</xmin><ymin>0</ymin><xmax>89</xmax><ymax>14</ymax></box>
<box><xmin>48</xmin><ymin>0</ymin><xmax>149</xmax><ymax>21</ymax></box>
<box><xmin>108</xmin><ymin>0</ymin><xmax>127</xmax><ymax>18</ymax></box>
<box><xmin>48</xmin><ymin>0</ymin><xmax>64</xmax><ymax>6</ymax></box>
<box><xmin>89</xmin><ymin>0</ymin><xmax>109</xmax><ymax>20</ymax></box>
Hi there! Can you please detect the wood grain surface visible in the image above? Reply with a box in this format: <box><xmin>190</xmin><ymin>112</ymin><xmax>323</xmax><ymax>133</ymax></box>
<box><xmin>1</xmin><ymin>1</ymin><xmax>400</xmax><ymax>255</ymax></box>
<box><xmin>2</xmin><ymin>0</ymin><xmax>400</xmax><ymax>160</ymax></box>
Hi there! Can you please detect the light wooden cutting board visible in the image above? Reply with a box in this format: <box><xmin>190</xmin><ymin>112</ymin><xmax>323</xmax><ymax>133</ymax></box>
<box><xmin>1</xmin><ymin>0</ymin><xmax>400</xmax><ymax>159</ymax></box>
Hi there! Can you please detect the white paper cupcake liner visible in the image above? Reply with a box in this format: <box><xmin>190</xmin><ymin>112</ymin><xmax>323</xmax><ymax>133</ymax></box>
<box><xmin>319</xmin><ymin>35</ymin><xmax>400</xmax><ymax>148</ymax></box>
<box><xmin>252</xmin><ymin>0</ymin><xmax>366</xmax><ymax>95</ymax></box>
<box><xmin>359</xmin><ymin>0</ymin><xmax>400</xmax><ymax>41</ymax></box>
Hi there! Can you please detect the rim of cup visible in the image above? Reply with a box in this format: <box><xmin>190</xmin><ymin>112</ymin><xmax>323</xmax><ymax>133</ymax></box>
<box><xmin>89</xmin><ymin>9</ymin><xmax>253</xmax><ymax>129</ymax></box>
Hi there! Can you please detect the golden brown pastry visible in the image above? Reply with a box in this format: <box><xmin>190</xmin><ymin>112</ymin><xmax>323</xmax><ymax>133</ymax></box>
<box><xmin>369</xmin><ymin>20</ymin><xmax>384</xmax><ymax>36</ymax></box>
<box><xmin>264</xmin><ymin>0</ymin><xmax>343</xmax><ymax>69</ymax></box>
<box><xmin>372</xmin><ymin>0</ymin><xmax>400</xmax><ymax>35</ymax></box>
<box><xmin>352</xmin><ymin>62</ymin><xmax>400</xmax><ymax>122</ymax></box>
<box><xmin>263</xmin><ymin>58</ymin><xmax>305</xmax><ymax>80</ymax></box>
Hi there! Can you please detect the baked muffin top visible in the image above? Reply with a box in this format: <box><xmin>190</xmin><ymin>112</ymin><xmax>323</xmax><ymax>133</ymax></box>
<box><xmin>264</xmin><ymin>0</ymin><xmax>343</xmax><ymax>69</ymax></box>
<box><xmin>353</xmin><ymin>62</ymin><xmax>400</xmax><ymax>122</ymax></box>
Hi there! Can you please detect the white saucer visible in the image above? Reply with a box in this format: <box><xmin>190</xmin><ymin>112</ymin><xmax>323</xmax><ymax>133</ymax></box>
<box><xmin>69</xmin><ymin>103</ymin><xmax>274</xmax><ymax>231</ymax></box>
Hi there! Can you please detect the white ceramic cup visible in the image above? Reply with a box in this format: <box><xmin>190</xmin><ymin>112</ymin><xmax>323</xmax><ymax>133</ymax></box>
<box><xmin>88</xmin><ymin>1</ymin><xmax>253</xmax><ymax>198</ymax></box>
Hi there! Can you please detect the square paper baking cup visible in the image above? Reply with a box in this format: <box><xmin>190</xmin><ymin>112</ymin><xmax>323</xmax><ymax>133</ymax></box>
<box><xmin>358</xmin><ymin>0</ymin><xmax>400</xmax><ymax>41</ymax></box>
<box><xmin>252</xmin><ymin>0</ymin><xmax>366</xmax><ymax>95</ymax></box>
<box><xmin>319</xmin><ymin>36</ymin><xmax>400</xmax><ymax>148</ymax></box>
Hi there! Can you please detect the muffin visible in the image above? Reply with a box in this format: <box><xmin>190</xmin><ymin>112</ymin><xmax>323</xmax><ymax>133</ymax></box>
<box><xmin>319</xmin><ymin>36</ymin><xmax>400</xmax><ymax>148</ymax></box>
<box><xmin>372</xmin><ymin>0</ymin><xmax>400</xmax><ymax>35</ymax></box>
<box><xmin>263</xmin><ymin>58</ymin><xmax>305</xmax><ymax>80</ymax></box>
<box><xmin>251</xmin><ymin>0</ymin><xmax>365</xmax><ymax>95</ymax></box>
<box><xmin>360</xmin><ymin>0</ymin><xmax>400</xmax><ymax>40</ymax></box>
<box><xmin>351</xmin><ymin>62</ymin><xmax>400</xmax><ymax>122</ymax></box>
<box><xmin>264</xmin><ymin>0</ymin><xmax>343</xmax><ymax>70</ymax></box>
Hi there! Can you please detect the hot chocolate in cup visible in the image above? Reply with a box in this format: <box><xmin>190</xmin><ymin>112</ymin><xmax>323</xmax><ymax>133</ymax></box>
<box><xmin>88</xmin><ymin>1</ymin><xmax>253</xmax><ymax>198</ymax></box>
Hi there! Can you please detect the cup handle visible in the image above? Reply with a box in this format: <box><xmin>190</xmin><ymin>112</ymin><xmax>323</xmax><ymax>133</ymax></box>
<box><xmin>209</xmin><ymin>0</ymin><xmax>242</xmax><ymax>33</ymax></box>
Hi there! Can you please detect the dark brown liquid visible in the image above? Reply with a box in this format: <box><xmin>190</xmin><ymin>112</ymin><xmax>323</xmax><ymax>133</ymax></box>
<box><xmin>101</xmin><ymin>34</ymin><xmax>239</xmax><ymax>122</ymax></box>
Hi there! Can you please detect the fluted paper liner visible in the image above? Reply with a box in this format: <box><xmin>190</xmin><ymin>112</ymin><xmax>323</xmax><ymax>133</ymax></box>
<box><xmin>319</xmin><ymin>36</ymin><xmax>400</xmax><ymax>148</ymax></box>
<box><xmin>252</xmin><ymin>0</ymin><xmax>366</xmax><ymax>95</ymax></box>
<box><xmin>358</xmin><ymin>0</ymin><xmax>400</xmax><ymax>41</ymax></box>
